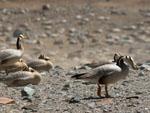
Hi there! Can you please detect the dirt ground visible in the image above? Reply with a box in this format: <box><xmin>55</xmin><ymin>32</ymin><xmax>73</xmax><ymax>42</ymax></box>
<box><xmin>0</xmin><ymin>0</ymin><xmax>150</xmax><ymax>113</ymax></box>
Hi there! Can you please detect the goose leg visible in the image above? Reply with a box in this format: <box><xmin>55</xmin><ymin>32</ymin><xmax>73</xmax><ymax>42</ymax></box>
<box><xmin>105</xmin><ymin>84</ymin><xmax>111</xmax><ymax>98</ymax></box>
<box><xmin>97</xmin><ymin>83</ymin><xmax>101</xmax><ymax>97</ymax></box>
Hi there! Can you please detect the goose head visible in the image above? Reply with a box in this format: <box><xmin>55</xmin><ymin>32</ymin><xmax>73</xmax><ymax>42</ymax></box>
<box><xmin>38</xmin><ymin>54</ymin><xmax>50</xmax><ymax>61</ymax></box>
<box><xmin>123</xmin><ymin>56</ymin><xmax>138</xmax><ymax>70</ymax></box>
<box><xmin>38</xmin><ymin>54</ymin><xmax>45</xmax><ymax>59</ymax></box>
<box><xmin>113</xmin><ymin>53</ymin><xmax>122</xmax><ymax>62</ymax></box>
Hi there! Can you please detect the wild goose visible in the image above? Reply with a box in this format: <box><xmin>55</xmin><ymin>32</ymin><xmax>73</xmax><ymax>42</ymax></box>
<box><xmin>27</xmin><ymin>54</ymin><xmax>53</xmax><ymax>72</ymax></box>
<box><xmin>0</xmin><ymin>59</ymin><xmax>29</xmax><ymax>74</ymax></box>
<box><xmin>81</xmin><ymin>53</ymin><xmax>121</xmax><ymax>68</ymax></box>
<box><xmin>71</xmin><ymin>55</ymin><xmax>138</xmax><ymax>98</ymax></box>
<box><xmin>0</xmin><ymin>34</ymin><xmax>27</xmax><ymax>67</ymax></box>
<box><xmin>0</xmin><ymin>67</ymin><xmax>41</xmax><ymax>87</ymax></box>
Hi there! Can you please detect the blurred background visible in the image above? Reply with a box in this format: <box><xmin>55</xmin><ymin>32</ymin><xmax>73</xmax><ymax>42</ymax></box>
<box><xmin>0</xmin><ymin>0</ymin><xmax>150</xmax><ymax>69</ymax></box>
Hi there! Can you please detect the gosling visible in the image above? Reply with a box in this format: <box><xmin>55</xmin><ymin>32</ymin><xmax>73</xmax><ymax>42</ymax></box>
<box><xmin>0</xmin><ymin>68</ymin><xmax>41</xmax><ymax>87</ymax></box>
<box><xmin>0</xmin><ymin>59</ymin><xmax>28</xmax><ymax>74</ymax></box>
<box><xmin>27</xmin><ymin>54</ymin><xmax>53</xmax><ymax>72</ymax></box>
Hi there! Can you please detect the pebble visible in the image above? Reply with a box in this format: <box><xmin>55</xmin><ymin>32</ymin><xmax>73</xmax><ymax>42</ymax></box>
<box><xmin>140</xmin><ymin>63</ymin><xmax>150</xmax><ymax>71</ymax></box>
<box><xmin>44</xmin><ymin>26</ymin><xmax>52</xmax><ymax>30</ymax></box>
<box><xmin>87</xmin><ymin>102</ymin><xmax>96</xmax><ymax>108</ymax></box>
<box><xmin>69</xmin><ymin>28</ymin><xmax>76</xmax><ymax>33</ymax></box>
<box><xmin>61</xmin><ymin>19</ymin><xmax>67</xmax><ymax>24</ymax></box>
<box><xmin>62</xmin><ymin>83</ymin><xmax>70</xmax><ymax>91</ymax></box>
<box><xmin>112</xmin><ymin>28</ymin><xmax>121</xmax><ymax>33</ymax></box>
<box><xmin>42</xmin><ymin>20</ymin><xmax>53</xmax><ymax>26</ymax></box>
<box><xmin>51</xmin><ymin>33</ymin><xmax>58</xmax><ymax>38</ymax></box>
<box><xmin>98</xmin><ymin>16</ymin><xmax>110</xmax><ymax>21</ymax></box>
<box><xmin>21</xmin><ymin>87</ymin><xmax>35</xmax><ymax>101</ymax></box>
<box><xmin>68</xmin><ymin>38</ymin><xmax>78</xmax><ymax>44</ymax></box>
<box><xmin>123</xmin><ymin>25</ymin><xmax>137</xmax><ymax>30</ymax></box>
<box><xmin>76</xmin><ymin>15</ymin><xmax>82</xmax><ymax>20</ymax></box>
<box><xmin>89</xmin><ymin>12</ymin><xmax>95</xmax><ymax>17</ymax></box>
<box><xmin>138</xmin><ymin>71</ymin><xmax>145</xmax><ymax>76</ymax></box>
<box><xmin>68</xmin><ymin>95</ymin><xmax>81</xmax><ymax>103</ymax></box>
<box><xmin>120</xmin><ymin>35</ymin><xmax>134</xmax><ymax>43</ymax></box>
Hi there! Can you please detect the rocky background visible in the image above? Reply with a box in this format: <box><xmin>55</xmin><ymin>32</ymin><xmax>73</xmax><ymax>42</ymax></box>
<box><xmin>0</xmin><ymin>0</ymin><xmax>150</xmax><ymax>113</ymax></box>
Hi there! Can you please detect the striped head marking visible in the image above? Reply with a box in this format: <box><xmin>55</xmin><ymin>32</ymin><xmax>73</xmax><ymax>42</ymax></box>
<box><xmin>116</xmin><ymin>56</ymin><xmax>124</xmax><ymax>66</ymax></box>
<box><xmin>113</xmin><ymin>53</ymin><xmax>122</xmax><ymax>62</ymax></box>
<box><xmin>125</xmin><ymin>56</ymin><xmax>138</xmax><ymax>70</ymax></box>
<box><xmin>18</xmin><ymin>34</ymin><xmax>28</xmax><ymax>39</ymax></box>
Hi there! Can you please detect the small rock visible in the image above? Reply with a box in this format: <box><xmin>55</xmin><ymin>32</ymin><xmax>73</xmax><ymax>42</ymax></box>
<box><xmin>44</xmin><ymin>26</ymin><xmax>52</xmax><ymax>30</ymax></box>
<box><xmin>69</xmin><ymin>28</ymin><xmax>76</xmax><ymax>33</ymax></box>
<box><xmin>54</xmin><ymin>39</ymin><xmax>63</xmax><ymax>45</ymax></box>
<box><xmin>138</xmin><ymin>71</ymin><xmax>145</xmax><ymax>76</ymax></box>
<box><xmin>68</xmin><ymin>95</ymin><xmax>81</xmax><ymax>103</ymax></box>
<box><xmin>120</xmin><ymin>35</ymin><xmax>134</xmax><ymax>43</ymax></box>
<box><xmin>98</xmin><ymin>16</ymin><xmax>110</xmax><ymax>21</ymax></box>
<box><xmin>51</xmin><ymin>33</ymin><xmax>58</xmax><ymax>38</ymax></box>
<box><xmin>62</xmin><ymin>83</ymin><xmax>70</xmax><ymax>91</ymax></box>
<box><xmin>87</xmin><ymin>102</ymin><xmax>96</xmax><ymax>108</ymax></box>
<box><xmin>89</xmin><ymin>12</ymin><xmax>95</xmax><ymax>17</ymax></box>
<box><xmin>21</xmin><ymin>87</ymin><xmax>35</xmax><ymax>101</ymax></box>
<box><xmin>68</xmin><ymin>38</ymin><xmax>78</xmax><ymax>44</ymax></box>
<box><xmin>76</xmin><ymin>15</ymin><xmax>82</xmax><ymax>20</ymax></box>
<box><xmin>112</xmin><ymin>28</ymin><xmax>121</xmax><ymax>33</ymax></box>
<box><xmin>83</xmin><ymin>18</ymin><xmax>90</xmax><ymax>22</ymax></box>
<box><xmin>61</xmin><ymin>19</ymin><xmax>67</xmax><ymax>23</ymax></box>
<box><xmin>140</xmin><ymin>63</ymin><xmax>150</xmax><ymax>71</ymax></box>
<box><xmin>123</xmin><ymin>25</ymin><xmax>137</xmax><ymax>30</ymax></box>
<box><xmin>42</xmin><ymin>20</ymin><xmax>53</xmax><ymax>26</ymax></box>
<box><xmin>95</xmin><ymin>29</ymin><xmax>103</xmax><ymax>33</ymax></box>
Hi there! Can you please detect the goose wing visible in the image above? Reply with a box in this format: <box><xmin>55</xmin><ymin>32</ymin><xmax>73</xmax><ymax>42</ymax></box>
<box><xmin>0</xmin><ymin>71</ymin><xmax>32</xmax><ymax>81</ymax></box>
<box><xmin>0</xmin><ymin>49</ymin><xmax>23</xmax><ymax>64</ymax></box>
<box><xmin>27</xmin><ymin>60</ymin><xmax>46</xmax><ymax>68</ymax></box>
<box><xmin>72</xmin><ymin>64</ymin><xmax>122</xmax><ymax>80</ymax></box>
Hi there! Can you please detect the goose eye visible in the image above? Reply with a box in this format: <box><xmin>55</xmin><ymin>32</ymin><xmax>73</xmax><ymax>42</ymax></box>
<box><xmin>126</xmin><ymin>56</ymin><xmax>130</xmax><ymax>59</ymax></box>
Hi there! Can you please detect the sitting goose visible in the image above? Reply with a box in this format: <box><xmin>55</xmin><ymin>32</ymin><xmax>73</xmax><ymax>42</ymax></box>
<box><xmin>71</xmin><ymin>55</ymin><xmax>138</xmax><ymax>97</ymax></box>
<box><xmin>27</xmin><ymin>54</ymin><xmax>53</xmax><ymax>72</ymax></box>
<box><xmin>81</xmin><ymin>53</ymin><xmax>121</xmax><ymax>69</ymax></box>
<box><xmin>0</xmin><ymin>34</ymin><xmax>27</xmax><ymax>67</ymax></box>
<box><xmin>0</xmin><ymin>67</ymin><xmax>41</xmax><ymax>87</ymax></box>
<box><xmin>0</xmin><ymin>59</ymin><xmax>29</xmax><ymax>74</ymax></box>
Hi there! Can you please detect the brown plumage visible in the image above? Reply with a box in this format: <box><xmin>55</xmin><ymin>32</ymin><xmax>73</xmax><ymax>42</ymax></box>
<box><xmin>0</xmin><ymin>68</ymin><xmax>41</xmax><ymax>87</ymax></box>
<box><xmin>72</xmin><ymin>55</ymin><xmax>138</xmax><ymax>98</ymax></box>
<box><xmin>4</xmin><ymin>59</ymin><xmax>28</xmax><ymax>74</ymax></box>
<box><xmin>27</xmin><ymin>54</ymin><xmax>53</xmax><ymax>72</ymax></box>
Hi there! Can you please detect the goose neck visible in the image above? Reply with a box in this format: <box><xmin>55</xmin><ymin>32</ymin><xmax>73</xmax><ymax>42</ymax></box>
<box><xmin>16</xmin><ymin>37</ymin><xmax>24</xmax><ymax>50</ymax></box>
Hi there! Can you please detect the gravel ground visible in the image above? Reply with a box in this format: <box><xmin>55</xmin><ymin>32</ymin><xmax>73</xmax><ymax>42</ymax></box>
<box><xmin>0</xmin><ymin>0</ymin><xmax>150</xmax><ymax>113</ymax></box>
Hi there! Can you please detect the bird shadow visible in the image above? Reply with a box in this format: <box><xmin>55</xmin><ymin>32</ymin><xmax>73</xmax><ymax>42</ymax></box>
<box><xmin>82</xmin><ymin>96</ymin><xmax>113</xmax><ymax>100</ymax></box>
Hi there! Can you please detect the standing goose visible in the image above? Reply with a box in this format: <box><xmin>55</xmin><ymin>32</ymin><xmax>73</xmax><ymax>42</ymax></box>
<box><xmin>0</xmin><ymin>34</ymin><xmax>27</xmax><ymax>67</ymax></box>
<box><xmin>71</xmin><ymin>55</ymin><xmax>138</xmax><ymax>97</ymax></box>
<box><xmin>0</xmin><ymin>59</ymin><xmax>29</xmax><ymax>74</ymax></box>
<box><xmin>27</xmin><ymin>54</ymin><xmax>53</xmax><ymax>72</ymax></box>
<box><xmin>0</xmin><ymin>67</ymin><xmax>41</xmax><ymax>87</ymax></box>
